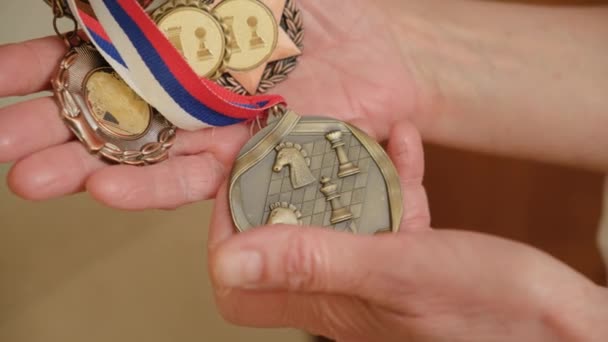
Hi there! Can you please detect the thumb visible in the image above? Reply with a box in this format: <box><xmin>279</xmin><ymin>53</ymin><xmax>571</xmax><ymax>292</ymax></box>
<box><xmin>211</xmin><ymin>225</ymin><xmax>418</xmax><ymax>303</ymax></box>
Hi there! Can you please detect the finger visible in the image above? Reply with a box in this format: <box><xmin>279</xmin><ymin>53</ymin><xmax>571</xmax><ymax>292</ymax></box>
<box><xmin>210</xmin><ymin>226</ymin><xmax>412</xmax><ymax>306</ymax></box>
<box><xmin>208</xmin><ymin>180</ymin><xmax>235</xmax><ymax>250</ymax></box>
<box><xmin>387</xmin><ymin>121</ymin><xmax>431</xmax><ymax>231</ymax></box>
<box><xmin>171</xmin><ymin>123</ymin><xmax>250</xmax><ymax>166</ymax></box>
<box><xmin>87</xmin><ymin>153</ymin><xmax>226</xmax><ymax>210</ymax></box>
<box><xmin>0</xmin><ymin>97</ymin><xmax>72</xmax><ymax>163</ymax></box>
<box><xmin>0</xmin><ymin>36</ymin><xmax>67</xmax><ymax>97</ymax></box>
<box><xmin>8</xmin><ymin>141</ymin><xmax>105</xmax><ymax>200</ymax></box>
<box><xmin>214</xmin><ymin>289</ymin><xmax>358</xmax><ymax>338</ymax></box>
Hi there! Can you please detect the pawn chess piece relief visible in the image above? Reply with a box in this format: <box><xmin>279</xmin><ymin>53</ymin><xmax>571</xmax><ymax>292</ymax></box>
<box><xmin>248</xmin><ymin>16</ymin><xmax>265</xmax><ymax>49</ymax></box>
<box><xmin>326</xmin><ymin>130</ymin><xmax>360</xmax><ymax>178</ymax></box>
<box><xmin>267</xmin><ymin>202</ymin><xmax>303</xmax><ymax>226</ymax></box>
<box><xmin>194</xmin><ymin>27</ymin><xmax>213</xmax><ymax>61</ymax></box>
<box><xmin>320</xmin><ymin>177</ymin><xmax>354</xmax><ymax>225</ymax></box>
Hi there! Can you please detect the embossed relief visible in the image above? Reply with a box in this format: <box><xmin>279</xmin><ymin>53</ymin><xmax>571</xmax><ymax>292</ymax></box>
<box><xmin>263</xmin><ymin>133</ymin><xmax>373</xmax><ymax>233</ymax></box>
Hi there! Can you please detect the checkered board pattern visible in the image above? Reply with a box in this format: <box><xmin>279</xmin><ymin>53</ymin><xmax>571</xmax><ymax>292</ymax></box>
<box><xmin>262</xmin><ymin>132</ymin><xmax>373</xmax><ymax>232</ymax></box>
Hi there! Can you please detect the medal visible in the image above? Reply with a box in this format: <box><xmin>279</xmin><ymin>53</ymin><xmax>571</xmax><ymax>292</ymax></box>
<box><xmin>53</xmin><ymin>44</ymin><xmax>176</xmax><ymax>165</ymax></box>
<box><xmin>46</xmin><ymin>0</ymin><xmax>176</xmax><ymax>165</ymax></box>
<box><xmin>229</xmin><ymin>109</ymin><xmax>403</xmax><ymax>234</ymax></box>
<box><xmin>212</xmin><ymin>0</ymin><xmax>278</xmax><ymax>72</ymax></box>
<box><xmin>214</xmin><ymin>0</ymin><xmax>303</xmax><ymax>95</ymax></box>
<box><xmin>150</xmin><ymin>0</ymin><xmax>302</xmax><ymax>95</ymax></box>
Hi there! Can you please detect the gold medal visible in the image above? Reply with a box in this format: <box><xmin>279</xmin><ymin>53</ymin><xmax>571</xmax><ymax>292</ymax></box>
<box><xmin>213</xmin><ymin>0</ymin><xmax>279</xmax><ymax>72</ymax></box>
<box><xmin>229</xmin><ymin>110</ymin><xmax>403</xmax><ymax>234</ymax></box>
<box><xmin>152</xmin><ymin>0</ymin><xmax>229</xmax><ymax>79</ymax></box>
<box><xmin>53</xmin><ymin>44</ymin><xmax>176</xmax><ymax>165</ymax></box>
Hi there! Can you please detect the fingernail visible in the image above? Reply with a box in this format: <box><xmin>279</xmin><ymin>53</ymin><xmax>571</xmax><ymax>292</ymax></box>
<box><xmin>215</xmin><ymin>250</ymin><xmax>263</xmax><ymax>288</ymax></box>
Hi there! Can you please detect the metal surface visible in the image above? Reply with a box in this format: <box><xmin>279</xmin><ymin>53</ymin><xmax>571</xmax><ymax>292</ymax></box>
<box><xmin>52</xmin><ymin>44</ymin><xmax>176</xmax><ymax>165</ymax></box>
<box><xmin>152</xmin><ymin>0</ymin><xmax>230</xmax><ymax>79</ymax></box>
<box><xmin>213</xmin><ymin>0</ymin><xmax>278</xmax><ymax>72</ymax></box>
<box><xmin>215</xmin><ymin>0</ymin><xmax>303</xmax><ymax>94</ymax></box>
<box><xmin>229</xmin><ymin>110</ymin><xmax>403</xmax><ymax>234</ymax></box>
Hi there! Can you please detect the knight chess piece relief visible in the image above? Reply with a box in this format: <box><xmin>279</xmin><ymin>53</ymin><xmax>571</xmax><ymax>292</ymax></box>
<box><xmin>273</xmin><ymin>142</ymin><xmax>316</xmax><ymax>189</ymax></box>
<box><xmin>267</xmin><ymin>202</ymin><xmax>303</xmax><ymax>225</ymax></box>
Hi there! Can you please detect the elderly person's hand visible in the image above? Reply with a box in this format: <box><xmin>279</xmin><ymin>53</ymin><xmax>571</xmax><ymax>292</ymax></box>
<box><xmin>208</xmin><ymin>121</ymin><xmax>608</xmax><ymax>342</ymax></box>
<box><xmin>0</xmin><ymin>0</ymin><xmax>419</xmax><ymax>209</ymax></box>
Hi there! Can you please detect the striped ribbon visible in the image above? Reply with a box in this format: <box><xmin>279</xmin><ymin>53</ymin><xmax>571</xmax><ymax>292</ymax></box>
<box><xmin>66</xmin><ymin>0</ymin><xmax>286</xmax><ymax>130</ymax></box>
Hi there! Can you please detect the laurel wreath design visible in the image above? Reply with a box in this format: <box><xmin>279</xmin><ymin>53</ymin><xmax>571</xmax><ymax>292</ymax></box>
<box><xmin>99</xmin><ymin>126</ymin><xmax>176</xmax><ymax>166</ymax></box>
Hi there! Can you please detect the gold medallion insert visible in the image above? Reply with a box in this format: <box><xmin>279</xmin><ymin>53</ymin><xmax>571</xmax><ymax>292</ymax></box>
<box><xmin>85</xmin><ymin>67</ymin><xmax>152</xmax><ymax>139</ymax></box>
<box><xmin>153</xmin><ymin>0</ymin><xmax>228</xmax><ymax>79</ymax></box>
<box><xmin>213</xmin><ymin>0</ymin><xmax>279</xmax><ymax>72</ymax></box>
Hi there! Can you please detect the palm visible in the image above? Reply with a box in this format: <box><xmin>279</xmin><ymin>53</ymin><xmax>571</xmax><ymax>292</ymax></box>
<box><xmin>277</xmin><ymin>0</ymin><xmax>416</xmax><ymax>134</ymax></box>
<box><xmin>0</xmin><ymin>0</ymin><xmax>419</xmax><ymax>210</ymax></box>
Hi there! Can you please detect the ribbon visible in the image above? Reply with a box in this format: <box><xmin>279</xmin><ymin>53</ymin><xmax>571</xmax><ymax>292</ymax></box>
<box><xmin>66</xmin><ymin>0</ymin><xmax>286</xmax><ymax>130</ymax></box>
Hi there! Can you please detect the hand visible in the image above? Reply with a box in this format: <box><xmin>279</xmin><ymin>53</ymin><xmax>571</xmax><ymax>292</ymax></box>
<box><xmin>207</xmin><ymin>124</ymin><xmax>608</xmax><ymax>342</ymax></box>
<box><xmin>0</xmin><ymin>0</ymin><xmax>422</xmax><ymax>209</ymax></box>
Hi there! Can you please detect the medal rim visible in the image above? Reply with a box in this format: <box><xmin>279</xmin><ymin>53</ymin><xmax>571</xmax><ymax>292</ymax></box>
<box><xmin>151</xmin><ymin>0</ymin><xmax>230</xmax><ymax>79</ymax></box>
<box><xmin>213</xmin><ymin>0</ymin><xmax>279</xmax><ymax>72</ymax></box>
<box><xmin>228</xmin><ymin>111</ymin><xmax>404</xmax><ymax>234</ymax></box>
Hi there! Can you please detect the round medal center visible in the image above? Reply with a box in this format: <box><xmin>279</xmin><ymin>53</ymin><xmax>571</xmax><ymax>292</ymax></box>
<box><xmin>156</xmin><ymin>7</ymin><xmax>226</xmax><ymax>78</ymax></box>
<box><xmin>214</xmin><ymin>0</ymin><xmax>279</xmax><ymax>71</ymax></box>
<box><xmin>84</xmin><ymin>68</ymin><xmax>152</xmax><ymax>138</ymax></box>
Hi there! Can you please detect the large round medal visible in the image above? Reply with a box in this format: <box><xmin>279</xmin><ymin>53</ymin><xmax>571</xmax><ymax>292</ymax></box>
<box><xmin>229</xmin><ymin>110</ymin><xmax>403</xmax><ymax>234</ymax></box>
<box><xmin>52</xmin><ymin>44</ymin><xmax>176</xmax><ymax>165</ymax></box>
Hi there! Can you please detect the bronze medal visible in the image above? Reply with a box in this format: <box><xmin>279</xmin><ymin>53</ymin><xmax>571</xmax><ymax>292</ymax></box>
<box><xmin>52</xmin><ymin>44</ymin><xmax>176</xmax><ymax>165</ymax></box>
<box><xmin>229</xmin><ymin>110</ymin><xmax>403</xmax><ymax>234</ymax></box>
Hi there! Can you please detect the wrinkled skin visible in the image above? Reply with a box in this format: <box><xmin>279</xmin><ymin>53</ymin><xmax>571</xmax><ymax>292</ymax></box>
<box><xmin>207</xmin><ymin>121</ymin><xmax>605</xmax><ymax>342</ymax></box>
<box><xmin>0</xmin><ymin>0</ymin><xmax>420</xmax><ymax>210</ymax></box>
<box><xmin>2</xmin><ymin>1</ymin><xmax>607</xmax><ymax>341</ymax></box>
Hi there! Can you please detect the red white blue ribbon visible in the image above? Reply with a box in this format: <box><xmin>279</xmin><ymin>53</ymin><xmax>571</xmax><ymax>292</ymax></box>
<box><xmin>67</xmin><ymin>0</ymin><xmax>286</xmax><ymax>130</ymax></box>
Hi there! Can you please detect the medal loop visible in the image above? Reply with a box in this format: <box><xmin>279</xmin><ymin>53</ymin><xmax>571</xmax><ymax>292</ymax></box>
<box><xmin>65</xmin><ymin>0</ymin><xmax>287</xmax><ymax>131</ymax></box>
<box><xmin>51</xmin><ymin>0</ymin><xmax>81</xmax><ymax>48</ymax></box>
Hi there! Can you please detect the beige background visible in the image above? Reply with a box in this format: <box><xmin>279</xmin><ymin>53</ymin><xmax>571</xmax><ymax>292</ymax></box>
<box><xmin>0</xmin><ymin>1</ymin><xmax>307</xmax><ymax>341</ymax></box>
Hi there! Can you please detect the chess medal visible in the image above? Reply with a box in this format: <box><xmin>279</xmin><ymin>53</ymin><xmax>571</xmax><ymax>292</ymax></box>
<box><xmin>152</xmin><ymin>0</ymin><xmax>229</xmax><ymax>79</ymax></box>
<box><xmin>212</xmin><ymin>0</ymin><xmax>278</xmax><ymax>72</ymax></box>
<box><xmin>229</xmin><ymin>110</ymin><xmax>403</xmax><ymax>234</ymax></box>
<box><xmin>52</xmin><ymin>44</ymin><xmax>176</xmax><ymax>165</ymax></box>
<box><xmin>214</xmin><ymin>0</ymin><xmax>303</xmax><ymax>95</ymax></box>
